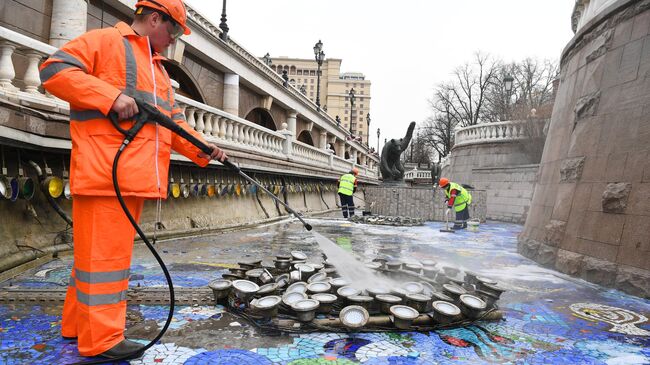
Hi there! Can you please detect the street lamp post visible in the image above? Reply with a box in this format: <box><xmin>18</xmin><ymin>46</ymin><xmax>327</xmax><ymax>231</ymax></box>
<box><xmin>218</xmin><ymin>0</ymin><xmax>229</xmax><ymax>42</ymax></box>
<box><xmin>348</xmin><ymin>88</ymin><xmax>355</xmax><ymax>135</ymax></box>
<box><xmin>365</xmin><ymin>113</ymin><xmax>371</xmax><ymax>145</ymax></box>
<box><xmin>313</xmin><ymin>40</ymin><xmax>325</xmax><ymax>111</ymax></box>
<box><xmin>503</xmin><ymin>74</ymin><xmax>514</xmax><ymax>121</ymax></box>
<box><xmin>376</xmin><ymin>128</ymin><xmax>381</xmax><ymax>152</ymax></box>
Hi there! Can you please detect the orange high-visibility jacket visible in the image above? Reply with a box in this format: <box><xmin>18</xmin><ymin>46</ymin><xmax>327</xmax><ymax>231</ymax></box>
<box><xmin>40</xmin><ymin>22</ymin><xmax>209</xmax><ymax>198</ymax></box>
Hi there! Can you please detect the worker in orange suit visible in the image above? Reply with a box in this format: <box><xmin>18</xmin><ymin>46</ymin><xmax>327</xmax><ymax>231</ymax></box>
<box><xmin>39</xmin><ymin>0</ymin><xmax>226</xmax><ymax>360</ymax></box>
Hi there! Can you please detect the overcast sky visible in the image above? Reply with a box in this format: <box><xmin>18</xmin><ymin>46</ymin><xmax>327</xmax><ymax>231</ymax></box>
<box><xmin>185</xmin><ymin>0</ymin><xmax>575</xmax><ymax>151</ymax></box>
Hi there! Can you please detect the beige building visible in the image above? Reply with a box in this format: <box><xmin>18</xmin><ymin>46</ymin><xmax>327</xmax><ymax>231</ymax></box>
<box><xmin>268</xmin><ymin>57</ymin><xmax>372</xmax><ymax>145</ymax></box>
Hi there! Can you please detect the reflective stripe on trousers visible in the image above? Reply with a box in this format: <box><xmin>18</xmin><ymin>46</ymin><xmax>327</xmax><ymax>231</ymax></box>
<box><xmin>62</xmin><ymin>195</ymin><xmax>144</xmax><ymax>357</ymax></box>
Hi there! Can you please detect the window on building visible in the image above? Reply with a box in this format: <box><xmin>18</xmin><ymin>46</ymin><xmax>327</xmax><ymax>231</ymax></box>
<box><xmin>344</xmin><ymin>110</ymin><xmax>348</xmax><ymax>114</ymax></box>
<box><xmin>297</xmin><ymin>70</ymin><xmax>302</xmax><ymax>75</ymax></box>
<box><xmin>344</xmin><ymin>123</ymin><xmax>348</xmax><ymax>126</ymax></box>
<box><xmin>345</xmin><ymin>97</ymin><xmax>348</xmax><ymax>101</ymax></box>
<box><xmin>344</xmin><ymin>103</ymin><xmax>348</xmax><ymax>107</ymax></box>
<box><xmin>310</xmin><ymin>92</ymin><xmax>314</xmax><ymax>96</ymax></box>
<box><xmin>360</xmin><ymin>91</ymin><xmax>364</xmax><ymax>95</ymax></box>
<box><xmin>344</xmin><ymin>117</ymin><xmax>348</xmax><ymax>121</ymax></box>
<box><xmin>359</xmin><ymin>117</ymin><xmax>363</xmax><ymax>122</ymax></box>
<box><xmin>360</xmin><ymin>104</ymin><xmax>364</xmax><ymax>108</ymax></box>
<box><xmin>310</xmin><ymin>70</ymin><xmax>316</xmax><ymax>76</ymax></box>
<box><xmin>311</xmin><ymin>78</ymin><xmax>314</xmax><ymax>83</ymax></box>
<box><xmin>361</xmin><ymin>84</ymin><xmax>365</xmax><ymax>88</ymax></box>
<box><xmin>310</xmin><ymin>85</ymin><xmax>314</xmax><ymax>90</ymax></box>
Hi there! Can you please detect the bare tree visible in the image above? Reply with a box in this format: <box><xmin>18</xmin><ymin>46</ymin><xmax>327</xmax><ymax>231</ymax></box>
<box><xmin>437</xmin><ymin>52</ymin><xmax>500</xmax><ymax>127</ymax></box>
<box><xmin>406</xmin><ymin>132</ymin><xmax>432</xmax><ymax>165</ymax></box>
<box><xmin>420</xmin><ymin>87</ymin><xmax>457</xmax><ymax>160</ymax></box>
<box><xmin>483</xmin><ymin>58</ymin><xmax>559</xmax><ymax>122</ymax></box>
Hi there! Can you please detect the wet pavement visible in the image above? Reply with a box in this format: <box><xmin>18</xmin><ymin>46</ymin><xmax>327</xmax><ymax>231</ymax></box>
<box><xmin>1</xmin><ymin>216</ymin><xmax>649</xmax><ymax>364</ymax></box>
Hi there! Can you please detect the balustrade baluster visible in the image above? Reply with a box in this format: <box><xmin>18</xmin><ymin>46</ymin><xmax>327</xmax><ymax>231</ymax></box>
<box><xmin>226</xmin><ymin>120</ymin><xmax>234</xmax><ymax>141</ymax></box>
<box><xmin>232</xmin><ymin>123</ymin><xmax>240</xmax><ymax>142</ymax></box>
<box><xmin>22</xmin><ymin>51</ymin><xmax>43</xmax><ymax>94</ymax></box>
<box><xmin>0</xmin><ymin>41</ymin><xmax>17</xmax><ymax>90</ymax></box>
<box><xmin>218</xmin><ymin>117</ymin><xmax>226</xmax><ymax>139</ymax></box>
<box><xmin>204</xmin><ymin>113</ymin><xmax>213</xmax><ymax>136</ymax></box>
<box><xmin>242</xmin><ymin>126</ymin><xmax>250</xmax><ymax>145</ymax></box>
<box><xmin>186</xmin><ymin>107</ymin><xmax>196</xmax><ymax>129</ymax></box>
<box><xmin>250</xmin><ymin>129</ymin><xmax>258</xmax><ymax>148</ymax></box>
<box><xmin>195</xmin><ymin>110</ymin><xmax>205</xmax><ymax>133</ymax></box>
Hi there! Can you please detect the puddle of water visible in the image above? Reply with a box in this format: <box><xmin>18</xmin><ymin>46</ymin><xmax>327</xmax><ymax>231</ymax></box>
<box><xmin>311</xmin><ymin>231</ymin><xmax>398</xmax><ymax>291</ymax></box>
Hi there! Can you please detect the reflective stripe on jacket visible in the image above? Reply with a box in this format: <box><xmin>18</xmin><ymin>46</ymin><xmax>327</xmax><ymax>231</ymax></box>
<box><xmin>338</xmin><ymin>174</ymin><xmax>356</xmax><ymax>196</ymax></box>
<box><xmin>40</xmin><ymin>22</ymin><xmax>209</xmax><ymax>198</ymax></box>
<box><xmin>445</xmin><ymin>182</ymin><xmax>472</xmax><ymax>212</ymax></box>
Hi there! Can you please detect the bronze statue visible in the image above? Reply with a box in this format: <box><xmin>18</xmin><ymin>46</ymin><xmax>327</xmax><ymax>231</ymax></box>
<box><xmin>380</xmin><ymin>121</ymin><xmax>415</xmax><ymax>181</ymax></box>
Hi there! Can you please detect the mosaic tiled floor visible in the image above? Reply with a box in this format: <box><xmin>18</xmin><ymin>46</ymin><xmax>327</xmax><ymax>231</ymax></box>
<box><xmin>1</xmin><ymin>219</ymin><xmax>649</xmax><ymax>364</ymax></box>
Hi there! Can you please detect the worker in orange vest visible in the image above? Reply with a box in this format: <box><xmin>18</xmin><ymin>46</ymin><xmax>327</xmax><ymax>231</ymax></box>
<box><xmin>39</xmin><ymin>0</ymin><xmax>226</xmax><ymax>359</ymax></box>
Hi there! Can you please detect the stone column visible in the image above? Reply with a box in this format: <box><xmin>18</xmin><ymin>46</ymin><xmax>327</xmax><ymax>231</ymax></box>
<box><xmin>223</xmin><ymin>73</ymin><xmax>239</xmax><ymax>116</ymax></box>
<box><xmin>50</xmin><ymin>0</ymin><xmax>87</xmax><ymax>48</ymax></box>
<box><xmin>287</xmin><ymin>111</ymin><xmax>297</xmax><ymax>135</ymax></box>
<box><xmin>319</xmin><ymin>131</ymin><xmax>328</xmax><ymax>149</ymax></box>
<box><xmin>336</xmin><ymin>141</ymin><xmax>346</xmax><ymax>158</ymax></box>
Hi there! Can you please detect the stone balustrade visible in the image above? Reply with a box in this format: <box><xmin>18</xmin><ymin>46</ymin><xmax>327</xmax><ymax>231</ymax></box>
<box><xmin>175</xmin><ymin>94</ymin><xmax>286</xmax><ymax>157</ymax></box>
<box><xmin>0</xmin><ymin>27</ymin><xmax>68</xmax><ymax>112</ymax></box>
<box><xmin>0</xmin><ymin>25</ymin><xmax>378</xmax><ymax>180</ymax></box>
<box><xmin>454</xmin><ymin>119</ymin><xmax>545</xmax><ymax>147</ymax></box>
<box><xmin>404</xmin><ymin>169</ymin><xmax>432</xmax><ymax>181</ymax></box>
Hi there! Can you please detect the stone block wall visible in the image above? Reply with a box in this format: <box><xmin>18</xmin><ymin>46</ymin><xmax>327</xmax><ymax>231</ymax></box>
<box><xmin>518</xmin><ymin>0</ymin><xmax>650</xmax><ymax>298</ymax></box>
<box><xmin>364</xmin><ymin>186</ymin><xmax>486</xmax><ymax>222</ymax></box>
<box><xmin>473</xmin><ymin>165</ymin><xmax>539</xmax><ymax>223</ymax></box>
<box><xmin>0</xmin><ymin>177</ymin><xmax>340</xmax><ymax>273</ymax></box>
<box><xmin>443</xmin><ymin>140</ymin><xmax>540</xmax><ymax>224</ymax></box>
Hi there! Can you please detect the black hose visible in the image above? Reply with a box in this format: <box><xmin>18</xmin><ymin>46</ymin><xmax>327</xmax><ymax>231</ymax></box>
<box><xmin>136</xmin><ymin>98</ymin><xmax>311</xmax><ymax>230</ymax></box>
<box><xmin>70</xmin><ymin>140</ymin><xmax>175</xmax><ymax>365</ymax></box>
<box><xmin>318</xmin><ymin>183</ymin><xmax>329</xmax><ymax>209</ymax></box>
<box><xmin>70</xmin><ymin>99</ymin><xmax>316</xmax><ymax>363</ymax></box>
<box><xmin>254</xmin><ymin>188</ymin><xmax>270</xmax><ymax>218</ymax></box>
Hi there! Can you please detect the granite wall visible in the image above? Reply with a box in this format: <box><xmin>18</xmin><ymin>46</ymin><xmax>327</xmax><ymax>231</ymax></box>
<box><xmin>518</xmin><ymin>0</ymin><xmax>650</xmax><ymax>298</ymax></box>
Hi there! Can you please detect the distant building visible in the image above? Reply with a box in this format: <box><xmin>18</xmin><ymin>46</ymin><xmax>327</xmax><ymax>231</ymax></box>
<box><xmin>266</xmin><ymin>57</ymin><xmax>372</xmax><ymax>144</ymax></box>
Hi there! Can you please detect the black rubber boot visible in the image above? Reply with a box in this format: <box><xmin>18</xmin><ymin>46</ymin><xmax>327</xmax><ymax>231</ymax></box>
<box><xmin>99</xmin><ymin>339</ymin><xmax>145</xmax><ymax>360</ymax></box>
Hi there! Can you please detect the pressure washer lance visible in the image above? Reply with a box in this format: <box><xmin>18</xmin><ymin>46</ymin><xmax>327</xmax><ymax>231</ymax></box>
<box><xmin>70</xmin><ymin>100</ymin><xmax>313</xmax><ymax>365</ymax></box>
<box><xmin>132</xmin><ymin>100</ymin><xmax>312</xmax><ymax>231</ymax></box>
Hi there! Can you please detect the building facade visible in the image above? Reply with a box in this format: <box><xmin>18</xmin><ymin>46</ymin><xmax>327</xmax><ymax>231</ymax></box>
<box><xmin>268</xmin><ymin>57</ymin><xmax>372</xmax><ymax>145</ymax></box>
<box><xmin>0</xmin><ymin>0</ymin><xmax>380</xmax><ymax>273</ymax></box>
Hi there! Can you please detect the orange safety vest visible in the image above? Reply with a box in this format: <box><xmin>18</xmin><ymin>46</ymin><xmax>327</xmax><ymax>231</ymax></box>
<box><xmin>40</xmin><ymin>22</ymin><xmax>209</xmax><ymax>198</ymax></box>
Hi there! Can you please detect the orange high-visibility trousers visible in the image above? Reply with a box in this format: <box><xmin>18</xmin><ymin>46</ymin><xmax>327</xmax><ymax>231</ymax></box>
<box><xmin>62</xmin><ymin>195</ymin><xmax>144</xmax><ymax>356</ymax></box>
